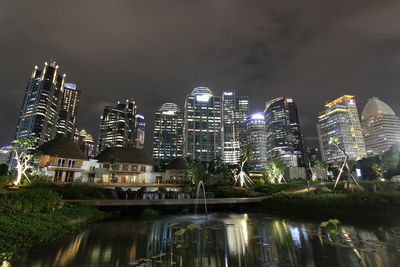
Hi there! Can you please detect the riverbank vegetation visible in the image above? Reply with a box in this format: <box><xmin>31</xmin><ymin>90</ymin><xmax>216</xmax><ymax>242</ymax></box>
<box><xmin>261</xmin><ymin>181</ymin><xmax>400</xmax><ymax>225</ymax></box>
<box><xmin>0</xmin><ymin>187</ymin><xmax>105</xmax><ymax>262</ymax></box>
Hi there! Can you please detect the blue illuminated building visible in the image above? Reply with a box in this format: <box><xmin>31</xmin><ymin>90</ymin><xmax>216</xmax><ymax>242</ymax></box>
<box><xmin>246</xmin><ymin>112</ymin><xmax>268</xmax><ymax>172</ymax></box>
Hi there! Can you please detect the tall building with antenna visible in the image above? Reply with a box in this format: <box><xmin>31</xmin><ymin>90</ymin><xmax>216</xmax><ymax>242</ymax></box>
<box><xmin>15</xmin><ymin>60</ymin><xmax>77</xmax><ymax>146</ymax></box>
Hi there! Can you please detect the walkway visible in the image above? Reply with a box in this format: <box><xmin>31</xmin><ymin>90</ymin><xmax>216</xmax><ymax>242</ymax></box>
<box><xmin>64</xmin><ymin>182</ymin><xmax>331</xmax><ymax>208</ymax></box>
<box><xmin>65</xmin><ymin>196</ymin><xmax>271</xmax><ymax>207</ymax></box>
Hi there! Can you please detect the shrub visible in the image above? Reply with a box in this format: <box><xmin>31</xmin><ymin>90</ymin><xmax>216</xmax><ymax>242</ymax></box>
<box><xmin>261</xmin><ymin>191</ymin><xmax>400</xmax><ymax>223</ymax></box>
<box><xmin>253</xmin><ymin>180</ymin><xmax>309</xmax><ymax>194</ymax></box>
<box><xmin>57</xmin><ymin>184</ymin><xmax>114</xmax><ymax>199</ymax></box>
<box><xmin>214</xmin><ymin>186</ymin><xmax>264</xmax><ymax>198</ymax></box>
<box><xmin>0</xmin><ymin>202</ymin><xmax>104</xmax><ymax>262</ymax></box>
<box><xmin>0</xmin><ymin>189</ymin><xmax>61</xmax><ymax>214</ymax></box>
<box><xmin>30</xmin><ymin>174</ymin><xmax>51</xmax><ymax>183</ymax></box>
<box><xmin>0</xmin><ymin>175</ymin><xmax>14</xmax><ymax>184</ymax></box>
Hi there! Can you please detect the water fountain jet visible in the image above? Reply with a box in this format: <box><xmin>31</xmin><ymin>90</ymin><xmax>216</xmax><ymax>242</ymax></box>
<box><xmin>194</xmin><ymin>180</ymin><xmax>208</xmax><ymax>219</ymax></box>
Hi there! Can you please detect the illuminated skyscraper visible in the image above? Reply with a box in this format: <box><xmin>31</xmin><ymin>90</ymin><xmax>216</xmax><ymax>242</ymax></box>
<box><xmin>134</xmin><ymin>114</ymin><xmax>145</xmax><ymax>149</ymax></box>
<box><xmin>264</xmin><ymin>97</ymin><xmax>304</xmax><ymax>167</ymax></box>
<box><xmin>152</xmin><ymin>103</ymin><xmax>184</xmax><ymax>161</ymax></box>
<box><xmin>57</xmin><ymin>83</ymin><xmax>80</xmax><ymax>138</ymax></box>
<box><xmin>246</xmin><ymin>113</ymin><xmax>268</xmax><ymax>172</ymax></box>
<box><xmin>15</xmin><ymin>61</ymin><xmax>66</xmax><ymax>145</ymax></box>
<box><xmin>235</xmin><ymin>95</ymin><xmax>250</xmax><ymax>147</ymax></box>
<box><xmin>184</xmin><ymin>87</ymin><xmax>221</xmax><ymax>163</ymax></box>
<box><xmin>361</xmin><ymin>97</ymin><xmax>400</xmax><ymax>155</ymax></box>
<box><xmin>97</xmin><ymin>99</ymin><xmax>141</xmax><ymax>153</ymax></box>
<box><xmin>221</xmin><ymin>92</ymin><xmax>249</xmax><ymax>165</ymax></box>
<box><xmin>317</xmin><ymin>95</ymin><xmax>366</xmax><ymax>164</ymax></box>
<box><xmin>74</xmin><ymin>129</ymin><xmax>94</xmax><ymax>158</ymax></box>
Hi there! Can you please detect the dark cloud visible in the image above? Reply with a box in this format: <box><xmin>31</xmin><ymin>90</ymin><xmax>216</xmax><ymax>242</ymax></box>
<box><xmin>1</xmin><ymin>0</ymin><xmax>400</xmax><ymax>153</ymax></box>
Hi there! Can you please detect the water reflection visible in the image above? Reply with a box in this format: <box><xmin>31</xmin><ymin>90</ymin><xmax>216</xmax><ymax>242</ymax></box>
<box><xmin>9</xmin><ymin>213</ymin><xmax>400</xmax><ymax>267</ymax></box>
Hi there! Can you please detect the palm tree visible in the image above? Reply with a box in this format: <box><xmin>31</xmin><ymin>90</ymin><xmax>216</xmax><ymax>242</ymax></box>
<box><xmin>263</xmin><ymin>158</ymin><xmax>287</xmax><ymax>184</ymax></box>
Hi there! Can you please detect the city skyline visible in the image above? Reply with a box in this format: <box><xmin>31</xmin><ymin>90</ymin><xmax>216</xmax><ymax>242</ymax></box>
<box><xmin>8</xmin><ymin>59</ymin><xmax>400</xmax><ymax>156</ymax></box>
<box><xmin>2</xmin><ymin>1</ymin><xmax>400</xmax><ymax>154</ymax></box>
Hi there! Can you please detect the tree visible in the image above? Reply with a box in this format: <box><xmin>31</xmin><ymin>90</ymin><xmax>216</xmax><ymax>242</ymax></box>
<box><xmin>329</xmin><ymin>136</ymin><xmax>360</xmax><ymax>189</ymax></box>
<box><xmin>233</xmin><ymin>145</ymin><xmax>254</xmax><ymax>187</ymax></box>
<box><xmin>356</xmin><ymin>145</ymin><xmax>400</xmax><ymax>179</ymax></box>
<box><xmin>314</xmin><ymin>160</ymin><xmax>328</xmax><ymax>171</ymax></box>
<box><xmin>185</xmin><ymin>161</ymin><xmax>207</xmax><ymax>184</ymax></box>
<box><xmin>262</xmin><ymin>158</ymin><xmax>287</xmax><ymax>184</ymax></box>
<box><xmin>214</xmin><ymin>157</ymin><xmax>234</xmax><ymax>182</ymax></box>
<box><xmin>9</xmin><ymin>137</ymin><xmax>37</xmax><ymax>185</ymax></box>
<box><xmin>240</xmin><ymin>144</ymin><xmax>253</xmax><ymax>173</ymax></box>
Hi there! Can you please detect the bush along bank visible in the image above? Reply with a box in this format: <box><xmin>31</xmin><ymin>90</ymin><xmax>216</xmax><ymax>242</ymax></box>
<box><xmin>0</xmin><ymin>189</ymin><xmax>105</xmax><ymax>262</ymax></box>
<box><xmin>260</xmin><ymin>191</ymin><xmax>400</xmax><ymax>225</ymax></box>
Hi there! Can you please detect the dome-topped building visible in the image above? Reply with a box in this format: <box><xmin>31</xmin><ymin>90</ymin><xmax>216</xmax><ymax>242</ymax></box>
<box><xmin>361</xmin><ymin>97</ymin><xmax>400</xmax><ymax>155</ymax></box>
<box><xmin>190</xmin><ymin>87</ymin><xmax>213</xmax><ymax>96</ymax></box>
<box><xmin>361</xmin><ymin>97</ymin><xmax>396</xmax><ymax>121</ymax></box>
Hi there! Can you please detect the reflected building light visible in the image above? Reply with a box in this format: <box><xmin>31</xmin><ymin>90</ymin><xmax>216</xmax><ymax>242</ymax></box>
<box><xmin>289</xmin><ymin>226</ymin><xmax>301</xmax><ymax>248</ymax></box>
<box><xmin>54</xmin><ymin>232</ymin><xmax>85</xmax><ymax>266</ymax></box>
<box><xmin>241</xmin><ymin>218</ymin><xmax>249</xmax><ymax>246</ymax></box>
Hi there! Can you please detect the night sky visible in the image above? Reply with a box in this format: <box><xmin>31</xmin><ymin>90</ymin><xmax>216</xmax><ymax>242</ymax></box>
<box><xmin>1</xmin><ymin>1</ymin><xmax>400</xmax><ymax>153</ymax></box>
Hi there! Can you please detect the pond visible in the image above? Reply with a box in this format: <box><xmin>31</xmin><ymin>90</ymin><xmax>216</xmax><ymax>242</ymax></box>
<box><xmin>8</xmin><ymin>212</ymin><xmax>400</xmax><ymax>267</ymax></box>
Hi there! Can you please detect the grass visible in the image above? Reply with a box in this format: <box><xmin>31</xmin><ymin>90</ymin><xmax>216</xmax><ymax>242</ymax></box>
<box><xmin>252</xmin><ymin>180</ymin><xmax>321</xmax><ymax>194</ymax></box>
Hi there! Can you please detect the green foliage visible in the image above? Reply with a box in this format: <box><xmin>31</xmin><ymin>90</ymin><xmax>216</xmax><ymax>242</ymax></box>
<box><xmin>262</xmin><ymin>191</ymin><xmax>400</xmax><ymax>223</ymax></box>
<box><xmin>0</xmin><ymin>175</ymin><xmax>14</xmax><ymax>184</ymax></box>
<box><xmin>0</xmin><ymin>202</ymin><xmax>104</xmax><ymax>262</ymax></box>
<box><xmin>0</xmin><ymin>189</ymin><xmax>61</xmax><ymax>214</ymax></box>
<box><xmin>186</xmin><ymin>224</ymin><xmax>196</xmax><ymax>231</ymax></box>
<box><xmin>141</xmin><ymin>208</ymin><xmax>160</xmax><ymax>219</ymax></box>
<box><xmin>356</xmin><ymin>144</ymin><xmax>400</xmax><ymax>179</ymax></box>
<box><xmin>0</xmin><ymin>185</ymin><xmax>109</xmax><ymax>261</ymax></box>
<box><xmin>359</xmin><ymin>180</ymin><xmax>398</xmax><ymax>192</ymax></box>
<box><xmin>253</xmin><ymin>180</ymin><xmax>311</xmax><ymax>194</ymax></box>
<box><xmin>173</xmin><ymin>228</ymin><xmax>186</xmax><ymax>236</ymax></box>
<box><xmin>262</xmin><ymin>158</ymin><xmax>287</xmax><ymax>184</ymax></box>
<box><xmin>9</xmin><ymin>137</ymin><xmax>38</xmax><ymax>185</ymax></box>
<box><xmin>320</xmin><ymin>218</ymin><xmax>340</xmax><ymax>228</ymax></box>
<box><xmin>320</xmin><ymin>218</ymin><xmax>340</xmax><ymax>236</ymax></box>
<box><xmin>314</xmin><ymin>160</ymin><xmax>327</xmax><ymax>170</ymax></box>
<box><xmin>9</xmin><ymin>137</ymin><xmax>37</xmax><ymax>153</ymax></box>
<box><xmin>329</xmin><ymin>136</ymin><xmax>340</xmax><ymax>145</ymax></box>
<box><xmin>54</xmin><ymin>184</ymin><xmax>114</xmax><ymax>200</ymax></box>
<box><xmin>185</xmin><ymin>161</ymin><xmax>207</xmax><ymax>184</ymax></box>
<box><xmin>14</xmin><ymin>183</ymin><xmax>114</xmax><ymax>200</ymax></box>
<box><xmin>253</xmin><ymin>178</ymin><xmax>265</xmax><ymax>187</ymax></box>
<box><xmin>23</xmin><ymin>174</ymin><xmax>51</xmax><ymax>184</ymax></box>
